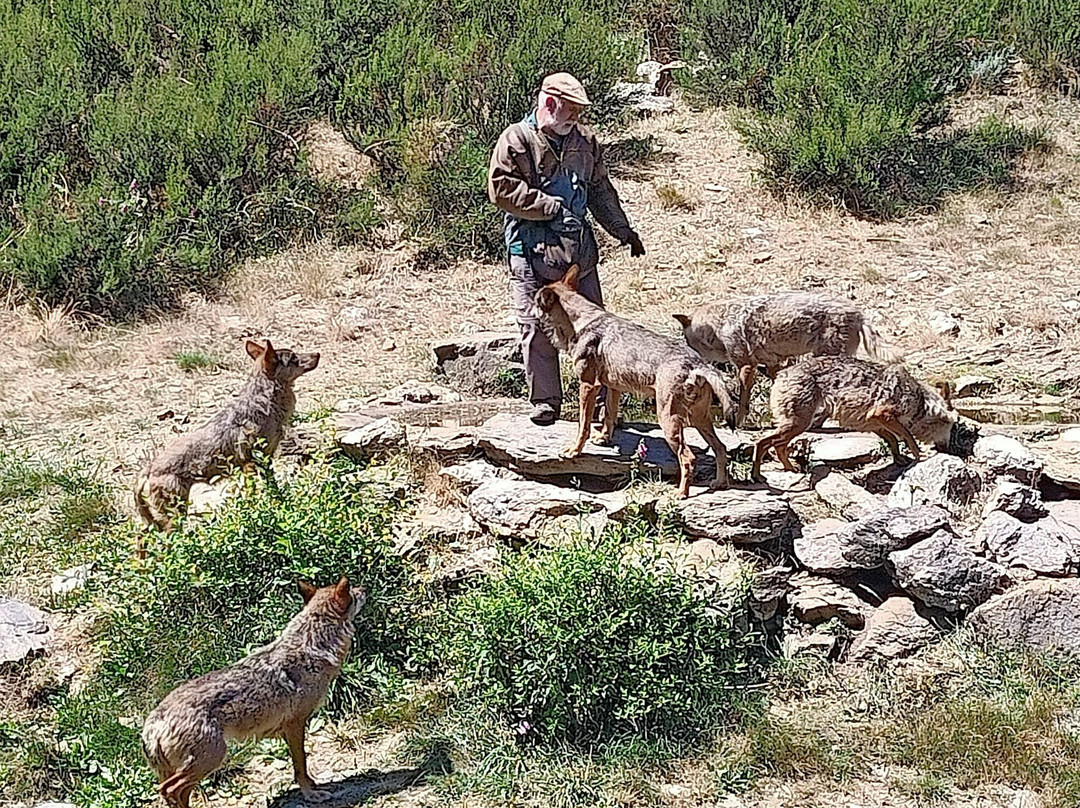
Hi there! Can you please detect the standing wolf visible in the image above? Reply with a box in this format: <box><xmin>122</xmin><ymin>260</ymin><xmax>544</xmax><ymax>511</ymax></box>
<box><xmin>488</xmin><ymin>71</ymin><xmax>645</xmax><ymax>426</ymax></box>
<box><xmin>142</xmin><ymin>577</ymin><xmax>365</xmax><ymax>808</ymax></box>
<box><xmin>135</xmin><ymin>339</ymin><xmax>319</xmax><ymax>530</ymax></box>
<box><xmin>534</xmin><ymin>265</ymin><xmax>735</xmax><ymax>497</ymax></box>
<box><xmin>674</xmin><ymin>291</ymin><xmax>901</xmax><ymax>426</ymax></box>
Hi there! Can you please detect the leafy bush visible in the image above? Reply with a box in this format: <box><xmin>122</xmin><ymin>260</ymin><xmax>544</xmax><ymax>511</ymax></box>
<box><xmin>1001</xmin><ymin>0</ymin><xmax>1080</xmax><ymax>94</ymax></box>
<box><xmin>445</xmin><ymin>528</ymin><xmax>762</xmax><ymax>746</ymax></box>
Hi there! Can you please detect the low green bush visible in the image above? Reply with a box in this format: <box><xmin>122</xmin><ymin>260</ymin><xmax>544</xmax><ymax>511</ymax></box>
<box><xmin>444</xmin><ymin>527</ymin><xmax>762</xmax><ymax>746</ymax></box>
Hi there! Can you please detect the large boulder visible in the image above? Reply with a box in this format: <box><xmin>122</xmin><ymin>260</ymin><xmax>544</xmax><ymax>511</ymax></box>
<box><xmin>791</xmin><ymin>432</ymin><xmax>885</xmax><ymax>469</ymax></box>
<box><xmin>977</xmin><ymin>510</ymin><xmax>1080</xmax><ymax>577</ymax></box>
<box><xmin>676</xmin><ymin>489</ymin><xmax>797</xmax><ymax>545</ymax></box>
<box><xmin>795</xmin><ymin>506</ymin><xmax>950</xmax><ymax>575</ymax></box>
<box><xmin>339</xmin><ymin>417</ymin><xmax>407</xmax><ymax>461</ymax></box>
<box><xmin>788</xmin><ymin>573</ymin><xmax>869</xmax><ymax>629</ymax></box>
<box><xmin>887</xmin><ymin>530</ymin><xmax>1010</xmax><ymax>612</ymax></box>
<box><xmin>1031</xmin><ymin>430</ymin><xmax>1080</xmax><ymax>493</ymax></box>
<box><xmin>467</xmin><ymin>477</ymin><xmax>618</xmax><ymax>539</ymax></box>
<box><xmin>0</xmin><ymin>598</ymin><xmax>50</xmax><ymax>664</ymax></box>
<box><xmin>968</xmin><ymin>578</ymin><xmax>1080</xmax><ymax>657</ymax></box>
<box><xmin>813</xmin><ymin>470</ymin><xmax>883</xmax><ymax>520</ymax></box>
<box><xmin>477</xmin><ymin>412</ymin><xmax>740</xmax><ymax>481</ymax></box>
<box><xmin>886</xmin><ymin>454</ymin><xmax>981</xmax><ymax>515</ymax></box>
<box><xmin>973</xmin><ymin>434</ymin><xmax>1043</xmax><ymax>486</ymax></box>
<box><xmin>432</xmin><ymin>332</ymin><xmax>524</xmax><ymax>396</ymax></box>
<box><xmin>848</xmin><ymin>597</ymin><xmax>944</xmax><ymax>661</ymax></box>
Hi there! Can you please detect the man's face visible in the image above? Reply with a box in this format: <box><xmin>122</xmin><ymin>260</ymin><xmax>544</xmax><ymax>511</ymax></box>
<box><xmin>537</xmin><ymin>93</ymin><xmax>584</xmax><ymax>137</ymax></box>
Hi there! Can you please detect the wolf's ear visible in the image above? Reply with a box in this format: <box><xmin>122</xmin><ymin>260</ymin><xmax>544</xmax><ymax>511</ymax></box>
<box><xmin>261</xmin><ymin>339</ymin><xmax>278</xmax><ymax>371</ymax></box>
<box><xmin>672</xmin><ymin>314</ymin><xmax>691</xmax><ymax>329</ymax></box>
<box><xmin>333</xmin><ymin>575</ymin><xmax>351</xmax><ymax>609</ymax></box>
<box><xmin>562</xmin><ymin>264</ymin><xmax>581</xmax><ymax>291</ymax></box>
<box><xmin>535</xmin><ymin>286</ymin><xmax>557</xmax><ymax>313</ymax></box>
<box><xmin>246</xmin><ymin>340</ymin><xmax>265</xmax><ymax>360</ymax></box>
<box><xmin>298</xmin><ymin>579</ymin><xmax>318</xmax><ymax>604</ymax></box>
<box><xmin>936</xmin><ymin>381</ymin><xmax>953</xmax><ymax>404</ymax></box>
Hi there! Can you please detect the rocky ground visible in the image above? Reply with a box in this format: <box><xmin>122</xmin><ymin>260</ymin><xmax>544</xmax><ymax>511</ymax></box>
<box><xmin>3</xmin><ymin>82</ymin><xmax>1080</xmax><ymax>808</ymax></box>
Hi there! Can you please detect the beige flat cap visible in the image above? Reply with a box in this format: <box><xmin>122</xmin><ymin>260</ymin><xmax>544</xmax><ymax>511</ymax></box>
<box><xmin>541</xmin><ymin>72</ymin><xmax>592</xmax><ymax>106</ymax></box>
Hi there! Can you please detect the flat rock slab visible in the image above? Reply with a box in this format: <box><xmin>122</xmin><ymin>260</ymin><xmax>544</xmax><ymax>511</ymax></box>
<box><xmin>792</xmin><ymin>432</ymin><xmax>885</xmax><ymax>468</ymax></box>
<box><xmin>969</xmin><ymin>578</ymin><xmax>1080</xmax><ymax>658</ymax></box>
<box><xmin>982</xmin><ymin>479</ymin><xmax>1046</xmax><ymax>522</ymax></box>
<box><xmin>676</xmin><ymin>489</ymin><xmax>797</xmax><ymax>545</ymax></box>
<box><xmin>888</xmin><ymin>530</ymin><xmax>1009</xmax><ymax>612</ymax></box>
<box><xmin>1031</xmin><ymin>435</ymin><xmax>1080</xmax><ymax>493</ymax></box>
<box><xmin>795</xmin><ymin>506</ymin><xmax>950</xmax><ymax>575</ymax></box>
<box><xmin>477</xmin><ymin>412</ymin><xmax>742</xmax><ymax>480</ymax></box>
<box><xmin>848</xmin><ymin>597</ymin><xmax>944</xmax><ymax>661</ymax></box>
<box><xmin>0</xmin><ymin>597</ymin><xmax>50</xmax><ymax>664</ymax></box>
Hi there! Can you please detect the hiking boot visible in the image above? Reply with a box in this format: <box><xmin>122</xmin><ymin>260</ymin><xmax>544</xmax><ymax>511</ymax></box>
<box><xmin>529</xmin><ymin>402</ymin><xmax>558</xmax><ymax>426</ymax></box>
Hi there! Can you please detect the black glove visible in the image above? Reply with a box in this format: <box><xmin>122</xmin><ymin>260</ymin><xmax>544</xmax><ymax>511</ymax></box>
<box><xmin>550</xmin><ymin>205</ymin><xmax>584</xmax><ymax>235</ymax></box>
<box><xmin>626</xmin><ymin>231</ymin><xmax>645</xmax><ymax>257</ymax></box>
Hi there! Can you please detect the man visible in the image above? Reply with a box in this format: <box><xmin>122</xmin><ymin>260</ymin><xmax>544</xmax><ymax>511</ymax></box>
<box><xmin>487</xmin><ymin>71</ymin><xmax>645</xmax><ymax>426</ymax></box>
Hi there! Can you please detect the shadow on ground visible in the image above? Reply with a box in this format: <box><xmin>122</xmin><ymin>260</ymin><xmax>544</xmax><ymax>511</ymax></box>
<box><xmin>269</xmin><ymin>746</ymin><xmax>452</xmax><ymax>808</ymax></box>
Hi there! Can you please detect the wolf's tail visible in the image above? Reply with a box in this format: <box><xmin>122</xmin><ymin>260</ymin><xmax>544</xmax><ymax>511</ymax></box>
<box><xmin>860</xmin><ymin>321</ymin><xmax>904</xmax><ymax>364</ymax></box>
<box><xmin>133</xmin><ymin>475</ymin><xmax>156</xmax><ymax>527</ymax></box>
<box><xmin>690</xmin><ymin>365</ymin><xmax>737</xmax><ymax>430</ymax></box>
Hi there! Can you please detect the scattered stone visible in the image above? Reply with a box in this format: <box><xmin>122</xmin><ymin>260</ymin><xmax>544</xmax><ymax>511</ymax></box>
<box><xmin>0</xmin><ymin>597</ymin><xmax>50</xmax><ymax>664</ymax></box>
<box><xmin>397</xmin><ymin>508</ymin><xmax>481</xmax><ymax>552</ymax></box>
<box><xmin>814</xmin><ymin>469</ymin><xmax>884</xmax><ymax>519</ymax></box>
<box><xmin>466</xmin><ymin>478</ymin><xmax>611</xmax><ymax>540</ymax></box>
<box><xmin>978</xmin><ymin>510</ymin><xmax>1080</xmax><ymax>577</ymax></box>
<box><xmin>981</xmin><ymin>478</ymin><xmax>1046</xmax><ymax>522</ymax></box>
<box><xmin>904</xmin><ymin>269</ymin><xmax>930</xmax><ymax>282</ymax></box>
<box><xmin>888</xmin><ymin>530</ymin><xmax>1009</xmax><ymax>612</ymax></box>
<box><xmin>676</xmin><ymin>489</ymin><xmax>797</xmax><ymax>545</ymax></box>
<box><xmin>973</xmin><ymin>434</ymin><xmax>1043</xmax><ymax>486</ymax></box>
<box><xmin>788</xmin><ymin>573</ymin><xmax>869</xmax><ymax>629</ymax></box>
<box><xmin>335</xmin><ymin>305</ymin><xmax>374</xmax><ymax>339</ymax></box>
<box><xmin>848</xmin><ymin>597</ymin><xmax>944</xmax><ymax>661</ymax></box>
<box><xmin>928</xmin><ymin>310</ymin><xmax>961</xmax><ymax>336</ymax></box>
<box><xmin>886</xmin><ymin>453</ymin><xmax>981</xmax><ymax>515</ymax></box>
<box><xmin>968</xmin><ymin>578</ymin><xmax>1080</xmax><ymax>658</ymax></box>
<box><xmin>750</xmin><ymin>565</ymin><xmax>793</xmax><ymax>621</ymax></box>
<box><xmin>953</xmin><ymin>375</ymin><xmax>994</xmax><ymax>398</ymax></box>
<box><xmin>339</xmin><ymin>417</ymin><xmax>407</xmax><ymax>461</ymax></box>
<box><xmin>432</xmin><ymin>332</ymin><xmax>524</xmax><ymax>396</ymax></box>
<box><xmin>477</xmin><ymin>412</ymin><xmax>742</xmax><ymax>481</ymax></box>
<box><xmin>751</xmin><ymin>251</ymin><xmax>773</xmax><ymax>264</ymax></box>
<box><xmin>795</xmin><ymin>506</ymin><xmax>950</xmax><ymax>575</ymax></box>
<box><xmin>51</xmin><ymin>564</ymin><xmax>92</xmax><ymax>597</ymax></box>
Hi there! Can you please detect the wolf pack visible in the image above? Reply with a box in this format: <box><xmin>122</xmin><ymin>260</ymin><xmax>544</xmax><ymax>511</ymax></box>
<box><xmin>135</xmin><ymin>271</ymin><xmax>973</xmax><ymax>806</ymax></box>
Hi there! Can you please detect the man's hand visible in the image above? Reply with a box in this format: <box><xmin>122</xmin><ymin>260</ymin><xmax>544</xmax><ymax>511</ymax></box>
<box><xmin>626</xmin><ymin>231</ymin><xmax>646</xmax><ymax>257</ymax></box>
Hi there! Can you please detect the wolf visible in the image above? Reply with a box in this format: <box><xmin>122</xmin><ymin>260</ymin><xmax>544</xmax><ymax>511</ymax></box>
<box><xmin>751</xmin><ymin>356</ymin><xmax>961</xmax><ymax>479</ymax></box>
<box><xmin>141</xmin><ymin>577</ymin><xmax>365</xmax><ymax>808</ymax></box>
<box><xmin>533</xmin><ymin>265</ymin><xmax>736</xmax><ymax>497</ymax></box>
<box><xmin>673</xmin><ymin>291</ymin><xmax>902</xmax><ymax>426</ymax></box>
<box><xmin>134</xmin><ymin>340</ymin><xmax>319</xmax><ymax>531</ymax></box>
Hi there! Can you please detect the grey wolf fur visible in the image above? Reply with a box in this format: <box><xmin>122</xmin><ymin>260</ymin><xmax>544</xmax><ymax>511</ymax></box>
<box><xmin>533</xmin><ymin>265</ymin><xmax>736</xmax><ymax>497</ymax></box>
<box><xmin>134</xmin><ymin>340</ymin><xmax>319</xmax><ymax>531</ymax></box>
<box><xmin>674</xmin><ymin>291</ymin><xmax>902</xmax><ymax>426</ymax></box>
<box><xmin>141</xmin><ymin>577</ymin><xmax>365</xmax><ymax>808</ymax></box>
<box><xmin>752</xmin><ymin>356</ymin><xmax>957</xmax><ymax>479</ymax></box>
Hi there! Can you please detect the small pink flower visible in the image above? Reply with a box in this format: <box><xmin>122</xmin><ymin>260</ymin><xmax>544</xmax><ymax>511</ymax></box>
<box><xmin>97</xmin><ymin>197</ymin><xmax>108</xmax><ymax>206</ymax></box>
<box><xmin>634</xmin><ymin>439</ymin><xmax>649</xmax><ymax>462</ymax></box>
<box><xmin>129</xmin><ymin>179</ymin><xmax>137</xmax><ymax>191</ymax></box>
<box><xmin>515</xmin><ymin>720</ymin><xmax>532</xmax><ymax>736</ymax></box>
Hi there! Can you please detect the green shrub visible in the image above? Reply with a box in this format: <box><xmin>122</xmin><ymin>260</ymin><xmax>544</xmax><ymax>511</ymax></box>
<box><xmin>1001</xmin><ymin>0</ymin><xmax>1080</xmax><ymax>94</ymax></box>
<box><xmin>445</xmin><ymin>528</ymin><xmax>762</xmax><ymax>746</ymax></box>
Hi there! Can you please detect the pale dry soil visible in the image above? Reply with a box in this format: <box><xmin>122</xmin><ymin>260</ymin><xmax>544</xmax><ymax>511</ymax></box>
<box><xmin>3</xmin><ymin>88</ymin><xmax>1080</xmax><ymax>808</ymax></box>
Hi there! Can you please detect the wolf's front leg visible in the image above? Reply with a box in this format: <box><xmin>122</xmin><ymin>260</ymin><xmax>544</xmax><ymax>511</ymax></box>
<box><xmin>563</xmin><ymin>381</ymin><xmax>600</xmax><ymax>458</ymax></box>
<box><xmin>283</xmin><ymin>719</ymin><xmax>331</xmax><ymax>803</ymax></box>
